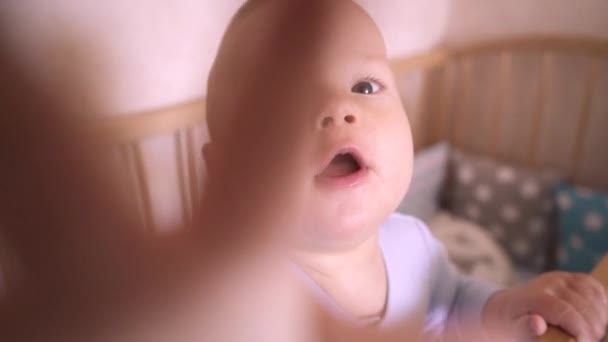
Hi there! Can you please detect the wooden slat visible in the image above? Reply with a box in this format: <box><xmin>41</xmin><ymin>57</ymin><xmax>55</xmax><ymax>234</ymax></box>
<box><xmin>488</xmin><ymin>52</ymin><xmax>512</xmax><ymax>157</ymax></box>
<box><xmin>416</xmin><ymin>67</ymin><xmax>445</xmax><ymax>149</ymax></box>
<box><xmin>429</xmin><ymin>66</ymin><xmax>448</xmax><ymax>143</ymax></box>
<box><xmin>186</xmin><ymin>128</ymin><xmax>200</xmax><ymax>221</ymax></box>
<box><xmin>130</xmin><ymin>142</ymin><xmax>154</xmax><ymax>231</ymax></box>
<box><xmin>537</xmin><ymin>255</ymin><xmax>608</xmax><ymax>342</ymax></box>
<box><xmin>414</xmin><ymin>70</ymin><xmax>429</xmax><ymax>149</ymax></box>
<box><xmin>437</xmin><ymin>62</ymin><xmax>457</xmax><ymax>145</ymax></box>
<box><xmin>174</xmin><ymin>131</ymin><xmax>190</xmax><ymax>225</ymax></box>
<box><xmin>571</xmin><ymin>58</ymin><xmax>599</xmax><ymax>182</ymax></box>
<box><xmin>120</xmin><ymin>145</ymin><xmax>146</xmax><ymax>230</ymax></box>
<box><xmin>453</xmin><ymin>58</ymin><xmax>473</xmax><ymax>147</ymax></box>
<box><xmin>527</xmin><ymin>52</ymin><xmax>552</xmax><ymax>167</ymax></box>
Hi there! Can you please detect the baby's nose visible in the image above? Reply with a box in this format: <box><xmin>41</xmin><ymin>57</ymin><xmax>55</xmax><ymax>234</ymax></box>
<box><xmin>317</xmin><ymin>112</ymin><xmax>357</xmax><ymax>129</ymax></box>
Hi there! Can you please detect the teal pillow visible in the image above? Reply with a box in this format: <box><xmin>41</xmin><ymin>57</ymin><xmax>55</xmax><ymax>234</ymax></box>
<box><xmin>555</xmin><ymin>184</ymin><xmax>608</xmax><ymax>273</ymax></box>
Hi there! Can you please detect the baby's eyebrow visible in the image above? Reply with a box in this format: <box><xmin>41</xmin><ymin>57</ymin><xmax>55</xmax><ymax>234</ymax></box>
<box><xmin>358</xmin><ymin>51</ymin><xmax>387</xmax><ymax>62</ymax></box>
<box><xmin>357</xmin><ymin>56</ymin><xmax>392</xmax><ymax>73</ymax></box>
<box><xmin>362</xmin><ymin>56</ymin><xmax>385</xmax><ymax>63</ymax></box>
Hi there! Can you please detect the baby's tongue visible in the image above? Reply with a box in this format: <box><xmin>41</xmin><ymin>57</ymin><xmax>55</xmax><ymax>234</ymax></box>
<box><xmin>320</xmin><ymin>154</ymin><xmax>358</xmax><ymax>177</ymax></box>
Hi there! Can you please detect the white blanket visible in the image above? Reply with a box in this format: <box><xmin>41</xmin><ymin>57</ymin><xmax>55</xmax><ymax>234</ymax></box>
<box><xmin>429</xmin><ymin>211</ymin><xmax>516</xmax><ymax>287</ymax></box>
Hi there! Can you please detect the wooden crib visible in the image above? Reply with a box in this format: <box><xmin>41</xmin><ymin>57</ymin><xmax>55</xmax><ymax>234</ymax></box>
<box><xmin>94</xmin><ymin>35</ymin><xmax>608</xmax><ymax>341</ymax></box>
<box><xmin>394</xmin><ymin>36</ymin><xmax>608</xmax><ymax>189</ymax></box>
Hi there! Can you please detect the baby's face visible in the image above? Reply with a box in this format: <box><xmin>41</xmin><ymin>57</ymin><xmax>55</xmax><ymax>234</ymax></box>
<box><xmin>294</xmin><ymin>4</ymin><xmax>413</xmax><ymax>252</ymax></box>
<box><xmin>210</xmin><ymin>1</ymin><xmax>413</xmax><ymax>252</ymax></box>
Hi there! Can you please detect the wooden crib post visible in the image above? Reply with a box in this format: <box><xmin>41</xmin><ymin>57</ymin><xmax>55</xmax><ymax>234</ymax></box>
<box><xmin>527</xmin><ymin>52</ymin><xmax>552</xmax><ymax>168</ymax></box>
<box><xmin>175</xmin><ymin>130</ymin><xmax>190</xmax><ymax>225</ymax></box>
<box><xmin>186</xmin><ymin>128</ymin><xmax>200</xmax><ymax>224</ymax></box>
<box><xmin>536</xmin><ymin>255</ymin><xmax>608</xmax><ymax>342</ymax></box>
<box><xmin>571</xmin><ymin>58</ymin><xmax>599</xmax><ymax>183</ymax></box>
<box><xmin>130</xmin><ymin>142</ymin><xmax>154</xmax><ymax>232</ymax></box>
<box><xmin>488</xmin><ymin>51</ymin><xmax>512</xmax><ymax>158</ymax></box>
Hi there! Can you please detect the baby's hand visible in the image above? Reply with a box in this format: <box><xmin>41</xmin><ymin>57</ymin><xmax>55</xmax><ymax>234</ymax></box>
<box><xmin>484</xmin><ymin>272</ymin><xmax>608</xmax><ymax>342</ymax></box>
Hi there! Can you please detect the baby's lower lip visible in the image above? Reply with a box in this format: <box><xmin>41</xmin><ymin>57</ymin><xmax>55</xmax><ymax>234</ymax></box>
<box><xmin>315</xmin><ymin>167</ymin><xmax>368</xmax><ymax>188</ymax></box>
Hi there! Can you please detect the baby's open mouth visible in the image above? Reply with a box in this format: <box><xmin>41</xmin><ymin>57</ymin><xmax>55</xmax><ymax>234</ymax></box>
<box><xmin>319</xmin><ymin>152</ymin><xmax>362</xmax><ymax>178</ymax></box>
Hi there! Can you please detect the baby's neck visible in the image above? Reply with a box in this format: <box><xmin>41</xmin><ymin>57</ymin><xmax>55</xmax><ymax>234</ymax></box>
<box><xmin>292</xmin><ymin>233</ymin><xmax>388</xmax><ymax>320</ymax></box>
<box><xmin>293</xmin><ymin>234</ymin><xmax>382</xmax><ymax>276</ymax></box>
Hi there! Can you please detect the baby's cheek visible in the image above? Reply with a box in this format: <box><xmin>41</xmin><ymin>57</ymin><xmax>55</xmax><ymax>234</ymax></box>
<box><xmin>395</xmin><ymin>153</ymin><xmax>414</xmax><ymax>203</ymax></box>
<box><xmin>399</xmin><ymin>114</ymin><xmax>415</xmax><ymax>177</ymax></box>
<box><xmin>382</xmin><ymin>126</ymin><xmax>413</xmax><ymax>206</ymax></box>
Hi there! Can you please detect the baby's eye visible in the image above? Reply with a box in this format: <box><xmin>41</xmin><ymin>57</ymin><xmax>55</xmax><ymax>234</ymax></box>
<box><xmin>351</xmin><ymin>79</ymin><xmax>382</xmax><ymax>95</ymax></box>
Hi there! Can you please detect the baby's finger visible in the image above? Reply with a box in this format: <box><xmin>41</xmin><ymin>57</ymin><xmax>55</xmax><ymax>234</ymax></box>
<box><xmin>565</xmin><ymin>276</ymin><xmax>608</xmax><ymax>338</ymax></box>
<box><xmin>563</xmin><ymin>288</ymin><xmax>605</xmax><ymax>340</ymax></box>
<box><xmin>508</xmin><ymin>314</ymin><xmax>547</xmax><ymax>341</ymax></box>
<box><xmin>528</xmin><ymin>314</ymin><xmax>548</xmax><ymax>337</ymax></box>
<box><xmin>570</xmin><ymin>273</ymin><xmax>608</xmax><ymax>307</ymax></box>
<box><xmin>529</xmin><ymin>293</ymin><xmax>595</xmax><ymax>342</ymax></box>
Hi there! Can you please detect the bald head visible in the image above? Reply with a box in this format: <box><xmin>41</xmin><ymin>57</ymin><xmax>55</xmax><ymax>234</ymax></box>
<box><xmin>205</xmin><ymin>0</ymin><xmax>386</xmax><ymax>143</ymax></box>
<box><xmin>204</xmin><ymin>0</ymin><xmax>412</xmax><ymax>251</ymax></box>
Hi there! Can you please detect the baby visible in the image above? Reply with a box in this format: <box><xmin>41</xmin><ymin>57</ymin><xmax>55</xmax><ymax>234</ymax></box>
<box><xmin>204</xmin><ymin>0</ymin><xmax>608</xmax><ymax>341</ymax></box>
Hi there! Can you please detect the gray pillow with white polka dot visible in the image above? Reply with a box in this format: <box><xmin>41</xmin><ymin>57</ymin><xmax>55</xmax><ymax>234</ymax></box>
<box><xmin>443</xmin><ymin>149</ymin><xmax>562</xmax><ymax>272</ymax></box>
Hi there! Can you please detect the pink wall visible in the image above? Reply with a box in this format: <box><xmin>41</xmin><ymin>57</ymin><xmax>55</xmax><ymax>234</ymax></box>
<box><xmin>3</xmin><ymin>0</ymin><xmax>607</xmax><ymax>114</ymax></box>
<box><xmin>3</xmin><ymin>0</ymin><xmax>607</xmax><ymax>229</ymax></box>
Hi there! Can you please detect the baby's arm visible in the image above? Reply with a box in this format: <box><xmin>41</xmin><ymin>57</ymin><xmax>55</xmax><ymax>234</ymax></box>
<box><xmin>416</xmin><ymin>220</ymin><xmax>607</xmax><ymax>342</ymax></box>
<box><xmin>414</xmin><ymin>220</ymin><xmax>500</xmax><ymax>338</ymax></box>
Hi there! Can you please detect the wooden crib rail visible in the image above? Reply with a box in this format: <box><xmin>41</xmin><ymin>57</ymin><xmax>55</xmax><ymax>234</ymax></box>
<box><xmin>89</xmin><ymin>35</ymin><xmax>608</xmax><ymax>228</ymax></box>
<box><xmin>94</xmin><ymin>98</ymin><xmax>206</xmax><ymax>145</ymax></box>
<box><xmin>537</xmin><ymin>255</ymin><xmax>608</xmax><ymax>342</ymax></box>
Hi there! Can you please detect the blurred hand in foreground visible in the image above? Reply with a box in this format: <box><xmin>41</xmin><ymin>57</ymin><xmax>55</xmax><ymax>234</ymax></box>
<box><xmin>0</xmin><ymin>2</ymin><xmax>514</xmax><ymax>341</ymax></box>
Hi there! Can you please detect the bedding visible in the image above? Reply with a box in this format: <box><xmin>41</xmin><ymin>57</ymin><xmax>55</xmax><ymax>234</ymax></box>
<box><xmin>429</xmin><ymin>211</ymin><xmax>516</xmax><ymax>287</ymax></box>
<box><xmin>443</xmin><ymin>148</ymin><xmax>561</xmax><ymax>272</ymax></box>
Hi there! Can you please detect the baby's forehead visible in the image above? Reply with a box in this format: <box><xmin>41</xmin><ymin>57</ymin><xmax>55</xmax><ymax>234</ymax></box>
<box><xmin>225</xmin><ymin>0</ymin><xmax>385</xmax><ymax>64</ymax></box>
<box><xmin>206</xmin><ymin>0</ymin><xmax>387</xmax><ymax>140</ymax></box>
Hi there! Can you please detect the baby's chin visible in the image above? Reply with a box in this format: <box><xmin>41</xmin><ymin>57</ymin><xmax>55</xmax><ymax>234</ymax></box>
<box><xmin>295</xmin><ymin>212</ymin><xmax>386</xmax><ymax>253</ymax></box>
